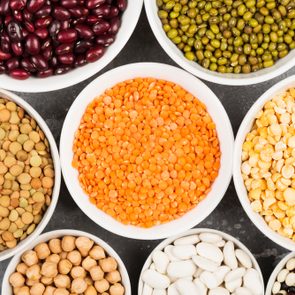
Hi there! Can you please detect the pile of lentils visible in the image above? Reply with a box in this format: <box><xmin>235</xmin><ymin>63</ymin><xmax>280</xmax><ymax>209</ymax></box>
<box><xmin>0</xmin><ymin>0</ymin><xmax>127</xmax><ymax>80</ymax></box>
<box><xmin>0</xmin><ymin>97</ymin><xmax>54</xmax><ymax>251</ymax></box>
<box><xmin>272</xmin><ymin>256</ymin><xmax>295</xmax><ymax>295</ymax></box>
<box><xmin>157</xmin><ymin>0</ymin><xmax>295</xmax><ymax>74</ymax></box>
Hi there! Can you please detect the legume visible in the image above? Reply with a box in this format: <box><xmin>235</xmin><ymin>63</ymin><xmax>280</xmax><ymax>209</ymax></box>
<box><xmin>241</xmin><ymin>88</ymin><xmax>295</xmax><ymax>242</ymax></box>
<box><xmin>72</xmin><ymin>78</ymin><xmax>220</xmax><ymax>228</ymax></box>
<box><xmin>0</xmin><ymin>97</ymin><xmax>54</xmax><ymax>251</ymax></box>
<box><xmin>157</xmin><ymin>0</ymin><xmax>295</xmax><ymax>74</ymax></box>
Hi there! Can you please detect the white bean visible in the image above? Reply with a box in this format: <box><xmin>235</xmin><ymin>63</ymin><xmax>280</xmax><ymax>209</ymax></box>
<box><xmin>235</xmin><ymin>249</ymin><xmax>252</xmax><ymax>269</ymax></box>
<box><xmin>223</xmin><ymin>241</ymin><xmax>238</xmax><ymax>269</ymax></box>
<box><xmin>142</xmin><ymin>269</ymin><xmax>170</xmax><ymax>289</ymax></box>
<box><xmin>174</xmin><ymin>235</ymin><xmax>200</xmax><ymax>246</ymax></box>
<box><xmin>277</xmin><ymin>269</ymin><xmax>289</xmax><ymax>282</ymax></box>
<box><xmin>193</xmin><ymin>278</ymin><xmax>207</xmax><ymax>295</ymax></box>
<box><xmin>142</xmin><ymin>283</ymin><xmax>153</xmax><ymax>295</ymax></box>
<box><xmin>215</xmin><ymin>240</ymin><xmax>226</xmax><ymax>248</ymax></box>
<box><xmin>175</xmin><ymin>278</ymin><xmax>198</xmax><ymax>295</ymax></box>
<box><xmin>225</xmin><ymin>278</ymin><xmax>242</xmax><ymax>292</ymax></box>
<box><xmin>243</xmin><ymin>268</ymin><xmax>262</xmax><ymax>295</ymax></box>
<box><xmin>235</xmin><ymin>287</ymin><xmax>253</xmax><ymax>295</ymax></box>
<box><xmin>152</xmin><ymin>289</ymin><xmax>167</xmax><ymax>295</ymax></box>
<box><xmin>193</xmin><ymin>268</ymin><xmax>204</xmax><ymax>278</ymax></box>
<box><xmin>209</xmin><ymin>287</ymin><xmax>230</xmax><ymax>295</ymax></box>
<box><xmin>286</xmin><ymin>272</ymin><xmax>295</xmax><ymax>286</ymax></box>
<box><xmin>286</xmin><ymin>258</ymin><xmax>295</xmax><ymax>271</ymax></box>
<box><xmin>199</xmin><ymin>233</ymin><xmax>222</xmax><ymax>244</ymax></box>
<box><xmin>196</xmin><ymin>242</ymin><xmax>223</xmax><ymax>264</ymax></box>
<box><xmin>164</xmin><ymin>246</ymin><xmax>179</xmax><ymax>262</ymax></box>
<box><xmin>200</xmin><ymin>271</ymin><xmax>220</xmax><ymax>289</ymax></box>
<box><xmin>192</xmin><ymin>255</ymin><xmax>219</xmax><ymax>272</ymax></box>
<box><xmin>153</xmin><ymin>251</ymin><xmax>170</xmax><ymax>274</ymax></box>
<box><xmin>167</xmin><ymin>260</ymin><xmax>196</xmax><ymax>278</ymax></box>
<box><xmin>214</xmin><ymin>266</ymin><xmax>230</xmax><ymax>284</ymax></box>
<box><xmin>272</xmin><ymin>281</ymin><xmax>281</xmax><ymax>294</ymax></box>
<box><xmin>224</xmin><ymin>268</ymin><xmax>245</xmax><ymax>282</ymax></box>
<box><xmin>172</xmin><ymin>245</ymin><xmax>196</xmax><ymax>260</ymax></box>
<box><xmin>168</xmin><ymin>284</ymin><xmax>179</xmax><ymax>295</ymax></box>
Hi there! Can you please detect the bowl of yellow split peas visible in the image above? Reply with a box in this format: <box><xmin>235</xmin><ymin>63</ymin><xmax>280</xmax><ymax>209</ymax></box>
<box><xmin>0</xmin><ymin>89</ymin><xmax>61</xmax><ymax>261</ymax></box>
<box><xmin>234</xmin><ymin>75</ymin><xmax>295</xmax><ymax>251</ymax></box>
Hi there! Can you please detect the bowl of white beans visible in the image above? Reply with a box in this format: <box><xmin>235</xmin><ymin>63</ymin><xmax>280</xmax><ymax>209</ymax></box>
<box><xmin>266</xmin><ymin>252</ymin><xmax>295</xmax><ymax>295</ymax></box>
<box><xmin>233</xmin><ymin>75</ymin><xmax>295</xmax><ymax>252</ymax></box>
<box><xmin>138</xmin><ymin>228</ymin><xmax>264</xmax><ymax>295</ymax></box>
<box><xmin>1</xmin><ymin>229</ymin><xmax>131</xmax><ymax>295</ymax></box>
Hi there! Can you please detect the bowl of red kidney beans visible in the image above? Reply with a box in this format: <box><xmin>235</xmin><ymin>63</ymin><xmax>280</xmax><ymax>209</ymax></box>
<box><xmin>0</xmin><ymin>0</ymin><xmax>143</xmax><ymax>92</ymax></box>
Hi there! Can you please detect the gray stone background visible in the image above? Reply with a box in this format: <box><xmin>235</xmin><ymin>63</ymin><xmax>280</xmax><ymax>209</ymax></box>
<box><xmin>0</xmin><ymin>9</ymin><xmax>294</xmax><ymax>294</ymax></box>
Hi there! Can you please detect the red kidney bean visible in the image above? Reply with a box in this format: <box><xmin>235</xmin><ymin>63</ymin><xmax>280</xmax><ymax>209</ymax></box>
<box><xmin>48</xmin><ymin>20</ymin><xmax>61</xmax><ymax>37</ymax></box>
<box><xmin>13</xmin><ymin>10</ymin><xmax>23</xmax><ymax>22</ymax></box>
<box><xmin>58</xmin><ymin>53</ymin><xmax>74</xmax><ymax>64</ymax></box>
<box><xmin>95</xmin><ymin>34</ymin><xmax>115</xmax><ymax>46</ymax></box>
<box><xmin>10</xmin><ymin>0</ymin><xmax>27</xmax><ymax>11</ymax></box>
<box><xmin>35</xmin><ymin>28</ymin><xmax>48</xmax><ymax>39</ymax></box>
<box><xmin>0</xmin><ymin>50</ymin><xmax>11</xmax><ymax>60</ymax></box>
<box><xmin>108</xmin><ymin>6</ymin><xmax>119</xmax><ymax>18</ymax></box>
<box><xmin>35</xmin><ymin>16</ymin><xmax>52</xmax><ymax>28</ymax></box>
<box><xmin>92</xmin><ymin>5</ymin><xmax>111</xmax><ymax>17</ymax></box>
<box><xmin>93</xmin><ymin>20</ymin><xmax>110</xmax><ymax>35</ymax></box>
<box><xmin>21</xmin><ymin>57</ymin><xmax>36</xmax><ymax>72</ymax></box>
<box><xmin>69</xmin><ymin>7</ymin><xmax>89</xmax><ymax>18</ymax></box>
<box><xmin>35</xmin><ymin>5</ymin><xmax>51</xmax><ymax>18</ymax></box>
<box><xmin>9</xmin><ymin>68</ymin><xmax>30</xmax><ymax>79</ymax></box>
<box><xmin>60</xmin><ymin>0</ymin><xmax>78</xmax><ymax>8</ymax></box>
<box><xmin>72</xmin><ymin>16</ymin><xmax>87</xmax><ymax>25</ymax></box>
<box><xmin>24</xmin><ymin>21</ymin><xmax>35</xmax><ymax>32</ymax></box>
<box><xmin>108</xmin><ymin>16</ymin><xmax>121</xmax><ymax>34</ymax></box>
<box><xmin>53</xmin><ymin>6</ymin><xmax>71</xmax><ymax>20</ymax></box>
<box><xmin>42</xmin><ymin>46</ymin><xmax>53</xmax><ymax>60</ymax></box>
<box><xmin>25</xmin><ymin>34</ymin><xmax>41</xmax><ymax>55</ymax></box>
<box><xmin>117</xmin><ymin>0</ymin><xmax>127</xmax><ymax>11</ymax></box>
<box><xmin>41</xmin><ymin>38</ymin><xmax>51</xmax><ymax>50</ymax></box>
<box><xmin>31</xmin><ymin>54</ymin><xmax>48</xmax><ymax>70</ymax></box>
<box><xmin>75</xmin><ymin>24</ymin><xmax>93</xmax><ymax>39</ymax></box>
<box><xmin>74</xmin><ymin>54</ymin><xmax>86</xmax><ymax>67</ymax></box>
<box><xmin>22</xmin><ymin>28</ymin><xmax>29</xmax><ymax>38</ymax></box>
<box><xmin>1</xmin><ymin>38</ymin><xmax>10</xmax><ymax>53</ymax></box>
<box><xmin>23</xmin><ymin>9</ymin><xmax>33</xmax><ymax>21</ymax></box>
<box><xmin>60</xmin><ymin>20</ymin><xmax>70</xmax><ymax>30</ymax></box>
<box><xmin>57</xmin><ymin>29</ymin><xmax>77</xmax><ymax>43</ymax></box>
<box><xmin>7</xmin><ymin>21</ymin><xmax>23</xmax><ymax>42</ymax></box>
<box><xmin>27</xmin><ymin>0</ymin><xmax>46</xmax><ymax>13</ymax></box>
<box><xmin>55</xmin><ymin>65</ymin><xmax>71</xmax><ymax>75</ymax></box>
<box><xmin>6</xmin><ymin>57</ymin><xmax>19</xmax><ymax>71</ymax></box>
<box><xmin>37</xmin><ymin>68</ymin><xmax>53</xmax><ymax>78</ymax></box>
<box><xmin>11</xmin><ymin>42</ymin><xmax>23</xmax><ymax>56</ymax></box>
<box><xmin>74</xmin><ymin>40</ymin><xmax>92</xmax><ymax>53</ymax></box>
<box><xmin>50</xmin><ymin>56</ymin><xmax>58</xmax><ymax>67</ymax></box>
<box><xmin>86</xmin><ymin>0</ymin><xmax>105</xmax><ymax>9</ymax></box>
<box><xmin>86</xmin><ymin>15</ymin><xmax>100</xmax><ymax>25</ymax></box>
<box><xmin>85</xmin><ymin>45</ymin><xmax>104</xmax><ymax>62</ymax></box>
<box><xmin>0</xmin><ymin>0</ymin><xmax>10</xmax><ymax>15</ymax></box>
<box><xmin>4</xmin><ymin>15</ymin><xmax>13</xmax><ymax>26</ymax></box>
<box><xmin>55</xmin><ymin>43</ymin><xmax>74</xmax><ymax>55</ymax></box>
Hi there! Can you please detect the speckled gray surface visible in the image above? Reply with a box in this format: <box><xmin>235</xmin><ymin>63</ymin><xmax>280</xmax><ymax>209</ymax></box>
<box><xmin>0</xmin><ymin>9</ymin><xmax>294</xmax><ymax>294</ymax></box>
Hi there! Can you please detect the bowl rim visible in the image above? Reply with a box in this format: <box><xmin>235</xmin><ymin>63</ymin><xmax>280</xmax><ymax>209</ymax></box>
<box><xmin>233</xmin><ymin>75</ymin><xmax>295</xmax><ymax>251</ymax></box>
<box><xmin>144</xmin><ymin>0</ymin><xmax>295</xmax><ymax>86</ymax></box>
<box><xmin>60</xmin><ymin>62</ymin><xmax>234</xmax><ymax>240</ymax></box>
<box><xmin>265</xmin><ymin>252</ymin><xmax>295</xmax><ymax>295</ymax></box>
<box><xmin>0</xmin><ymin>89</ymin><xmax>61</xmax><ymax>261</ymax></box>
<box><xmin>137</xmin><ymin>227</ymin><xmax>265</xmax><ymax>295</ymax></box>
<box><xmin>1</xmin><ymin>229</ymin><xmax>131</xmax><ymax>295</ymax></box>
<box><xmin>0</xmin><ymin>0</ymin><xmax>143</xmax><ymax>93</ymax></box>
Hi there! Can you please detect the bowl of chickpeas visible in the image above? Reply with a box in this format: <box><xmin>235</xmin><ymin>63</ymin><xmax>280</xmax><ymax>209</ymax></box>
<box><xmin>144</xmin><ymin>0</ymin><xmax>295</xmax><ymax>85</ymax></box>
<box><xmin>60</xmin><ymin>62</ymin><xmax>234</xmax><ymax>240</ymax></box>
<box><xmin>0</xmin><ymin>89</ymin><xmax>61</xmax><ymax>261</ymax></box>
<box><xmin>2</xmin><ymin>229</ymin><xmax>131</xmax><ymax>295</ymax></box>
<box><xmin>233</xmin><ymin>75</ymin><xmax>295</xmax><ymax>251</ymax></box>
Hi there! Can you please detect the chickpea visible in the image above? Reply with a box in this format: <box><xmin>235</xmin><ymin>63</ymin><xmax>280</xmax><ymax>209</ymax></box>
<box><xmin>54</xmin><ymin>274</ymin><xmax>71</xmax><ymax>289</ymax></box>
<box><xmin>41</xmin><ymin>276</ymin><xmax>54</xmax><ymax>285</ymax></box>
<box><xmin>9</xmin><ymin>272</ymin><xmax>25</xmax><ymax>287</ymax></box>
<box><xmin>49</xmin><ymin>239</ymin><xmax>62</xmax><ymax>254</ymax></box>
<box><xmin>46</xmin><ymin>254</ymin><xmax>61</xmax><ymax>264</ymax></box>
<box><xmin>58</xmin><ymin>259</ymin><xmax>72</xmax><ymax>275</ymax></box>
<box><xmin>16</xmin><ymin>286</ymin><xmax>30</xmax><ymax>295</ymax></box>
<box><xmin>75</xmin><ymin>237</ymin><xmax>94</xmax><ymax>257</ymax></box>
<box><xmin>67</xmin><ymin>250</ymin><xmax>82</xmax><ymax>266</ymax></box>
<box><xmin>85</xmin><ymin>285</ymin><xmax>97</xmax><ymax>295</ymax></box>
<box><xmin>21</xmin><ymin>250</ymin><xmax>38</xmax><ymax>266</ymax></box>
<box><xmin>89</xmin><ymin>266</ymin><xmax>104</xmax><ymax>281</ymax></box>
<box><xmin>61</xmin><ymin>236</ymin><xmax>76</xmax><ymax>252</ymax></box>
<box><xmin>109</xmin><ymin>283</ymin><xmax>124</xmax><ymax>295</ymax></box>
<box><xmin>26</xmin><ymin>264</ymin><xmax>41</xmax><ymax>281</ymax></box>
<box><xmin>94</xmin><ymin>279</ymin><xmax>110</xmax><ymax>293</ymax></box>
<box><xmin>85</xmin><ymin>276</ymin><xmax>93</xmax><ymax>286</ymax></box>
<box><xmin>82</xmin><ymin>256</ymin><xmax>96</xmax><ymax>271</ymax></box>
<box><xmin>44</xmin><ymin>286</ymin><xmax>56</xmax><ymax>295</ymax></box>
<box><xmin>26</xmin><ymin>279</ymin><xmax>37</xmax><ymax>287</ymax></box>
<box><xmin>70</xmin><ymin>266</ymin><xmax>86</xmax><ymax>279</ymax></box>
<box><xmin>71</xmin><ymin>278</ymin><xmax>87</xmax><ymax>294</ymax></box>
<box><xmin>16</xmin><ymin>263</ymin><xmax>28</xmax><ymax>275</ymax></box>
<box><xmin>30</xmin><ymin>283</ymin><xmax>45</xmax><ymax>295</ymax></box>
<box><xmin>105</xmin><ymin>270</ymin><xmax>121</xmax><ymax>284</ymax></box>
<box><xmin>53</xmin><ymin>288</ymin><xmax>70</xmax><ymax>295</ymax></box>
<box><xmin>35</xmin><ymin>243</ymin><xmax>51</xmax><ymax>260</ymax></box>
<box><xmin>41</xmin><ymin>262</ymin><xmax>58</xmax><ymax>278</ymax></box>
<box><xmin>60</xmin><ymin>252</ymin><xmax>68</xmax><ymax>260</ymax></box>
<box><xmin>89</xmin><ymin>246</ymin><xmax>105</xmax><ymax>260</ymax></box>
<box><xmin>99</xmin><ymin>257</ymin><xmax>117</xmax><ymax>273</ymax></box>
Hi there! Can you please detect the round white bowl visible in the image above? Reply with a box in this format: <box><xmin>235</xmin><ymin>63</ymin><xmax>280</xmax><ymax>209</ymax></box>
<box><xmin>60</xmin><ymin>62</ymin><xmax>234</xmax><ymax>240</ymax></box>
<box><xmin>233</xmin><ymin>75</ymin><xmax>295</xmax><ymax>251</ymax></box>
<box><xmin>0</xmin><ymin>89</ymin><xmax>61</xmax><ymax>261</ymax></box>
<box><xmin>1</xmin><ymin>229</ymin><xmax>131</xmax><ymax>295</ymax></box>
<box><xmin>144</xmin><ymin>0</ymin><xmax>295</xmax><ymax>86</ymax></box>
<box><xmin>0</xmin><ymin>1</ymin><xmax>143</xmax><ymax>93</ymax></box>
<box><xmin>138</xmin><ymin>228</ymin><xmax>265</xmax><ymax>295</ymax></box>
<box><xmin>266</xmin><ymin>252</ymin><xmax>295</xmax><ymax>295</ymax></box>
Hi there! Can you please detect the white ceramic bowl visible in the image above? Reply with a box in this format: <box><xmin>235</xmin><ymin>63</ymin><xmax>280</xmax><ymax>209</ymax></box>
<box><xmin>1</xmin><ymin>229</ymin><xmax>131</xmax><ymax>295</ymax></box>
<box><xmin>60</xmin><ymin>62</ymin><xmax>234</xmax><ymax>240</ymax></box>
<box><xmin>266</xmin><ymin>252</ymin><xmax>295</xmax><ymax>295</ymax></box>
<box><xmin>0</xmin><ymin>1</ymin><xmax>143</xmax><ymax>93</ymax></box>
<box><xmin>233</xmin><ymin>75</ymin><xmax>295</xmax><ymax>251</ymax></box>
<box><xmin>138</xmin><ymin>228</ymin><xmax>265</xmax><ymax>295</ymax></box>
<box><xmin>0</xmin><ymin>89</ymin><xmax>61</xmax><ymax>261</ymax></box>
<box><xmin>144</xmin><ymin>0</ymin><xmax>295</xmax><ymax>86</ymax></box>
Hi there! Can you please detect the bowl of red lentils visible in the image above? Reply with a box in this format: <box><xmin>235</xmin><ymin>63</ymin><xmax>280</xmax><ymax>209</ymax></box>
<box><xmin>0</xmin><ymin>89</ymin><xmax>61</xmax><ymax>261</ymax></box>
<box><xmin>1</xmin><ymin>229</ymin><xmax>131</xmax><ymax>295</ymax></box>
<box><xmin>234</xmin><ymin>75</ymin><xmax>295</xmax><ymax>251</ymax></box>
<box><xmin>60</xmin><ymin>62</ymin><xmax>234</xmax><ymax>240</ymax></box>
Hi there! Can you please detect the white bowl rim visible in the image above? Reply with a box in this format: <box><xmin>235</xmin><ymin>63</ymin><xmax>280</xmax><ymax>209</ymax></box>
<box><xmin>1</xmin><ymin>229</ymin><xmax>131</xmax><ymax>295</ymax></box>
<box><xmin>265</xmin><ymin>252</ymin><xmax>295</xmax><ymax>295</ymax></box>
<box><xmin>138</xmin><ymin>227</ymin><xmax>265</xmax><ymax>295</ymax></box>
<box><xmin>233</xmin><ymin>75</ymin><xmax>295</xmax><ymax>251</ymax></box>
<box><xmin>60</xmin><ymin>62</ymin><xmax>234</xmax><ymax>240</ymax></box>
<box><xmin>0</xmin><ymin>89</ymin><xmax>61</xmax><ymax>261</ymax></box>
<box><xmin>0</xmin><ymin>0</ymin><xmax>143</xmax><ymax>93</ymax></box>
<box><xmin>144</xmin><ymin>0</ymin><xmax>295</xmax><ymax>86</ymax></box>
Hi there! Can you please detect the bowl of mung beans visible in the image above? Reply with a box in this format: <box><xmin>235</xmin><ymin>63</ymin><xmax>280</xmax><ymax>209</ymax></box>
<box><xmin>60</xmin><ymin>62</ymin><xmax>234</xmax><ymax>240</ymax></box>
<box><xmin>233</xmin><ymin>75</ymin><xmax>295</xmax><ymax>251</ymax></box>
<box><xmin>144</xmin><ymin>0</ymin><xmax>295</xmax><ymax>86</ymax></box>
<box><xmin>1</xmin><ymin>229</ymin><xmax>131</xmax><ymax>295</ymax></box>
<box><xmin>0</xmin><ymin>89</ymin><xmax>61</xmax><ymax>261</ymax></box>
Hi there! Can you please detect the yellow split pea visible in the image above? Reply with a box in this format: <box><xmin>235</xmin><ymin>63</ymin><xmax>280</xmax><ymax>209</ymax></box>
<box><xmin>241</xmin><ymin>88</ymin><xmax>295</xmax><ymax>241</ymax></box>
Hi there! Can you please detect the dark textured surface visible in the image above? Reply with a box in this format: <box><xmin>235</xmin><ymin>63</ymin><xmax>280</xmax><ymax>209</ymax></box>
<box><xmin>0</xmin><ymin>9</ymin><xmax>294</xmax><ymax>294</ymax></box>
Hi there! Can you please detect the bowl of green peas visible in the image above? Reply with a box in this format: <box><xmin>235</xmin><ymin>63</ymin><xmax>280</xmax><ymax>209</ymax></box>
<box><xmin>145</xmin><ymin>0</ymin><xmax>295</xmax><ymax>86</ymax></box>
